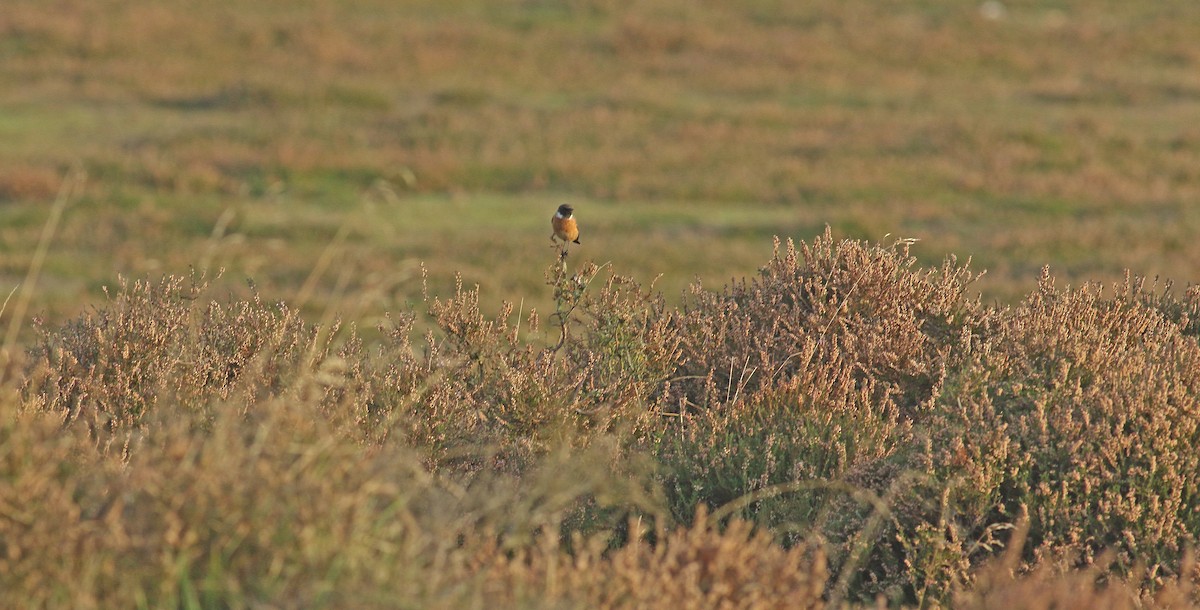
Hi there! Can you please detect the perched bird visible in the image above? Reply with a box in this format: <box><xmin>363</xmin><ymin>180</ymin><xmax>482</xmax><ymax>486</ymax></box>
<box><xmin>551</xmin><ymin>203</ymin><xmax>581</xmax><ymax>246</ymax></box>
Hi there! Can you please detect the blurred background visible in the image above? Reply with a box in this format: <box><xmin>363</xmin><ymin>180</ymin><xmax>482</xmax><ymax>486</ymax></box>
<box><xmin>2</xmin><ymin>0</ymin><xmax>1199</xmax><ymax>339</ymax></box>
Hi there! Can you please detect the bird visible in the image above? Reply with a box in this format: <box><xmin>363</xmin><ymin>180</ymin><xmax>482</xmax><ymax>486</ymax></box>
<box><xmin>551</xmin><ymin>203</ymin><xmax>581</xmax><ymax>246</ymax></box>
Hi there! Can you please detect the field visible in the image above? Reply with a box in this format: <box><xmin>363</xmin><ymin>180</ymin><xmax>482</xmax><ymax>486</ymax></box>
<box><xmin>3</xmin><ymin>0</ymin><xmax>1200</xmax><ymax>607</ymax></box>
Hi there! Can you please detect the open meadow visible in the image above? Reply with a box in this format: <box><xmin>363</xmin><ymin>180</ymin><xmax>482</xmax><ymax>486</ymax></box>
<box><xmin>3</xmin><ymin>0</ymin><xmax>1200</xmax><ymax>607</ymax></box>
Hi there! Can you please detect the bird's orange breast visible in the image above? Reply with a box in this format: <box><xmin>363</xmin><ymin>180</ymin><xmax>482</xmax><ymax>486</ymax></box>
<box><xmin>552</xmin><ymin>216</ymin><xmax>579</xmax><ymax>242</ymax></box>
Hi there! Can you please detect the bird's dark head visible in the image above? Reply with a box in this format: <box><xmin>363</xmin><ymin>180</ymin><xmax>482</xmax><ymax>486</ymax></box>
<box><xmin>556</xmin><ymin>204</ymin><xmax>574</xmax><ymax>218</ymax></box>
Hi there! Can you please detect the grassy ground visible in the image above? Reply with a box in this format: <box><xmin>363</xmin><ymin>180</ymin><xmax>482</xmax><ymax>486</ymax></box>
<box><xmin>3</xmin><ymin>0</ymin><xmax>1200</xmax><ymax>340</ymax></box>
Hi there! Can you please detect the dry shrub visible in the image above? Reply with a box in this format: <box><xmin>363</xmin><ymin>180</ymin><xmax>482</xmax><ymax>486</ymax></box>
<box><xmin>647</xmin><ymin>228</ymin><xmax>983</xmax><ymax>600</ymax></box>
<box><xmin>0</xmin><ymin>402</ymin><xmax>112</xmax><ymax>608</ymax></box>
<box><xmin>929</xmin><ymin>267</ymin><xmax>1200</xmax><ymax>590</ymax></box>
<box><xmin>4</xmin><ymin>348</ymin><xmax>773</xmax><ymax>610</ymax></box>
<box><xmin>0</xmin><ymin>390</ymin><xmax>655</xmax><ymax>609</ymax></box>
<box><xmin>8</xmin><ymin>231</ymin><xmax>1200</xmax><ymax>607</ymax></box>
<box><xmin>370</xmin><ymin>273</ymin><xmax>572</xmax><ymax>472</ymax></box>
<box><xmin>668</xmin><ymin>227</ymin><xmax>982</xmax><ymax>417</ymax></box>
<box><xmin>364</xmin><ymin>262</ymin><xmax>680</xmax><ymax>474</ymax></box>
<box><xmin>475</xmin><ymin>505</ymin><xmax>827</xmax><ymax>610</ymax></box>
<box><xmin>650</xmin><ymin>352</ymin><xmax>914</xmax><ymax>536</ymax></box>
<box><xmin>959</xmin><ymin>565</ymin><xmax>1198</xmax><ymax>610</ymax></box>
<box><xmin>562</xmin><ymin>263</ymin><xmax>683</xmax><ymax>418</ymax></box>
<box><xmin>1123</xmin><ymin>275</ymin><xmax>1200</xmax><ymax>340</ymax></box>
<box><xmin>21</xmin><ymin>274</ymin><xmax>339</xmax><ymax>435</ymax></box>
<box><xmin>955</xmin><ymin>522</ymin><xmax>1200</xmax><ymax>610</ymax></box>
<box><xmin>645</xmin><ymin>230</ymin><xmax>1200</xmax><ymax>605</ymax></box>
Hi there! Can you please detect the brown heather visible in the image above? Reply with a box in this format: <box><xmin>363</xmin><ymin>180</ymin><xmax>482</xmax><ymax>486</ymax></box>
<box><xmin>22</xmin><ymin>274</ymin><xmax>328</xmax><ymax>435</ymax></box>
<box><xmin>928</xmin><ymin>269</ymin><xmax>1200</xmax><ymax>583</ymax></box>
<box><xmin>4</xmin><ymin>231</ymin><xmax>1200</xmax><ymax>608</ymax></box>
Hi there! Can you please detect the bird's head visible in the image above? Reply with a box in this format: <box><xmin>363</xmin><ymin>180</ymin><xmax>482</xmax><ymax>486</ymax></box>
<box><xmin>556</xmin><ymin>204</ymin><xmax>574</xmax><ymax>218</ymax></box>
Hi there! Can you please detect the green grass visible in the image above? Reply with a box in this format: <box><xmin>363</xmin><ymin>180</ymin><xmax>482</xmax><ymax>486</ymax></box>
<box><xmin>2</xmin><ymin>0</ymin><xmax>1199</xmax><ymax>338</ymax></box>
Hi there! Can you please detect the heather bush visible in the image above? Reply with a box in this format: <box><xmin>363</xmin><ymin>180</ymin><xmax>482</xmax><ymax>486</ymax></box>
<box><xmin>20</xmin><ymin>274</ymin><xmax>331</xmax><ymax>434</ymax></box>
<box><xmin>928</xmin><ymin>268</ymin><xmax>1200</xmax><ymax>590</ymax></box>
<box><xmin>638</xmin><ymin>231</ymin><xmax>1200</xmax><ymax>605</ymax></box>
<box><xmin>666</xmin><ymin>228</ymin><xmax>982</xmax><ymax>418</ymax></box>
<box><xmin>367</xmin><ymin>273</ymin><xmax>574</xmax><ymax>473</ymax></box>
<box><xmin>359</xmin><ymin>261</ymin><xmax>679</xmax><ymax>475</ymax></box>
<box><xmin>0</xmin><ymin>392</ymin><xmax>665</xmax><ymax>609</ymax></box>
<box><xmin>647</xmin><ymin>230</ymin><xmax>986</xmax><ymax>602</ymax></box>
<box><xmin>562</xmin><ymin>264</ymin><xmax>682</xmax><ymax>418</ymax></box>
<box><xmin>473</xmin><ymin>505</ymin><xmax>827</xmax><ymax>610</ymax></box>
<box><xmin>6</xmin><ymin>232</ymin><xmax>1200</xmax><ymax>607</ymax></box>
<box><xmin>649</xmin><ymin>349</ymin><xmax>913</xmax><ymax>536</ymax></box>
<box><xmin>953</xmin><ymin>522</ymin><xmax>1200</xmax><ymax>610</ymax></box>
<box><xmin>1130</xmin><ymin>277</ymin><xmax>1200</xmax><ymax>339</ymax></box>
